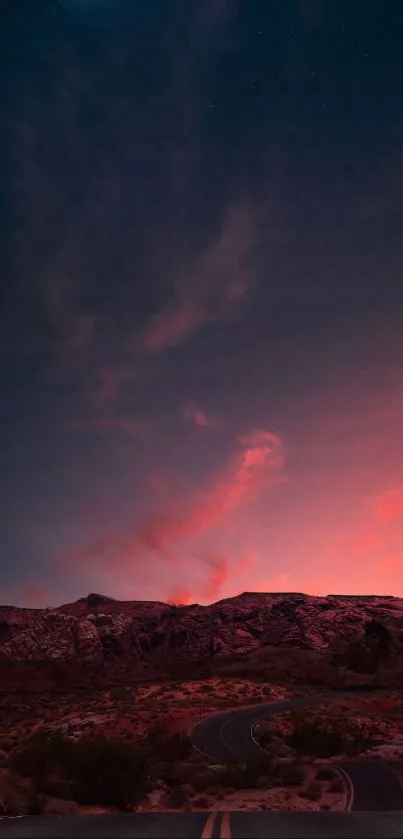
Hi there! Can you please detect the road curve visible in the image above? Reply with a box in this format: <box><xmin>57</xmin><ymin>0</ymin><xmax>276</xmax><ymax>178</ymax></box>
<box><xmin>190</xmin><ymin>692</ymin><xmax>403</xmax><ymax>811</ymax></box>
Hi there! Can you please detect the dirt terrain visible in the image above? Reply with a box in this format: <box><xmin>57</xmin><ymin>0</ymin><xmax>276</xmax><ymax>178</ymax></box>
<box><xmin>0</xmin><ymin>677</ymin><xmax>348</xmax><ymax>816</ymax></box>
<box><xmin>1</xmin><ymin>590</ymin><xmax>403</xmax><ymax>817</ymax></box>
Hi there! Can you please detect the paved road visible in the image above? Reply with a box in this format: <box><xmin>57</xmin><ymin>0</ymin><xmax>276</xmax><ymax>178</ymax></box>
<box><xmin>3</xmin><ymin>692</ymin><xmax>403</xmax><ymax>836</ymax></box>
<box><xmin>191</xmin><ymin>692</ymin><xmax>403</xmax><ymax>811</ymax></box>
<box><xmin>191</xmin><ymin>694</ymin><xmax>335</xmax><ymax>761</ymax></box>
<box><xmin>1</xmin><ymin>812</ymin><xmax>403</xmax><ymax>838</ymax></box>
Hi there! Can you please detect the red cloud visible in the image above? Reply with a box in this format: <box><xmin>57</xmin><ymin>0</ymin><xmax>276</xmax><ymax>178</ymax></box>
<box><xmin>201</xmin><ymin>553</ymin><xmax>229</xmax><ymax>601</ymax></box>
<box><xmin>69</xmin><ymin>429</ymin><xmax>285</xmax><ymax>604</ymax></box>
<box><xmin>167</xmin><ymin>587</ymin><xmax>194</xmax><ymax>606</ymax></box>
<box><xmin>140</xmin><ymin>430</ymin><xmax>285</xmax><ymax>552</ymax></box>
<box><xmin>182</xmin><ymin>402</ymin><xmax>214</xmax><ymax>428</ymax></box>
<box><xmin>142</xmin><ymin>204</ymin><xmax>253</xmax><ymax>352</ymax></box>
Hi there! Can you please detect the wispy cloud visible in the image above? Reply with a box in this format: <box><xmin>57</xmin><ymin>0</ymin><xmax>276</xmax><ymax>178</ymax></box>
<box><xmin>139</xmin><ymin>430</ymin><xmax>285</xmax><ymax>552</ymax></box>
<box><xmin>182</xmin><ymin>401</ymin><xmax>214</xmax><ymax>428</ymax></box>
<box><xmin>70</xmin><ymin>429</ymin><xmax>286</xmax><ymax>603</ymax></box>
<box><xmin>141</xmin><ymin>204</ymin><xmax>253</xmax><ymax>352</ymax></box>
<box><xmin>87</xmin><ymin>366</ymin><xmax>125</xmax><ymax>409</ymax></box>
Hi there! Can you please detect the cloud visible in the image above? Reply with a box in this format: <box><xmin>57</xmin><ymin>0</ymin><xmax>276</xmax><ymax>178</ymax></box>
<box><xmin>140</xmin><ymin>430</ymin><xmax>285</xmax><ymax>552</ymax></box>
<box><xmin>182</xmin><ymin>402</ymin><xmax>214</xmax><ymax>428</ymax></box>
<box><xmin>201</xmin><ymin>553</ymin><xmax>229</xmax><ymax>600</ymax></box>
<box><xmin>167</xmin><ymin>587</ymin><xmax>194</xmax><ymax>606</ymax></box>
<box><xmin>141</xmin><ymin>204</ymin><xmax>253</xmax><ymax>352</ymax></box>
<box><xmin>70</xmin><ymin>429</ymin><xmax>286</xmax><ymax>604</ymax></box>
<box><xmin>87</xmin><ymin>367</ymin><xmax>125</xmax><ymax>409</ymax></box>
<box><xmin>166</xmin><ymin>550</ymin><xmax>257</xmax><ymax>605</ymax></box>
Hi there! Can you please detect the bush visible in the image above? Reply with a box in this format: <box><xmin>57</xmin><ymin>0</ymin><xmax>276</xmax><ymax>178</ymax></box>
<box><xmin>301</xmin><ymin>780</ymin><xmax>322</xmax><ymax>800</ymax></box>
<box><xmin>329</xmin><ymin>776</ymin><xmax>344</xmax><ymax>793</ymax></box>
<box><xmin>285</xmin><ymin>721</ymin><xmax>360</xmax><ymax>758</ymax></box>
<box><xmin>0</xmin><ymin>781</ymin><xmax>43</xmax><ymax>816</ymax></box>
<box><xmin>11</xmin><ymin>730</ymin><xmax>149</xmax><ymax>811</ymax></box>
<box><xmin>194</xmin><ymin>795</ymin><xmax>209</xmax><ymax>808</ymax></box>
<box><xmin>166</xmin><ymin>786</ymin><xmax>187</xmax><ymax>808</ymax></box>
<box><xmin>146</xmin><ymin>728</ymin><xmax>192</xmax><ymax>761</ymax></box>
<box><xmin>315</xmin><ymin>767</ymin><xmax>334</xmax><ymax>781</ymax></box>
<box><xmin>274</xmin><ymin>761</ymin><xmax>305</xmax><ymax>786</ymax></box>
<box><xmin>215</xmin><ymin>757</ymin><xmax>274</xmax><ymax>791</ymax></box>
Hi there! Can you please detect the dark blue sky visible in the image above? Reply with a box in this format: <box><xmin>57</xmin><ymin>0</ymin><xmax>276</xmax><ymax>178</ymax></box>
<box><xmin>1</xmin><ymin>0</ymin><xmax>403</xmax><ymax>606</ymax></box>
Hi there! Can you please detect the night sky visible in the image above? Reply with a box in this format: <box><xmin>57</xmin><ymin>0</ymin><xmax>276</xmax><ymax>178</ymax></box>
<box><xmin>1</xmin><ymin>0</ymin><xmax>403</xmax><ymax>607</ymax></box>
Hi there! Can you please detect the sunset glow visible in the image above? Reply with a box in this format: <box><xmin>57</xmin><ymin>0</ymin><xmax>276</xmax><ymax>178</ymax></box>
<box><xmin>1</xmin><ymin>1</ymin><xmax>403</xmax><ymax>608</ymax></box>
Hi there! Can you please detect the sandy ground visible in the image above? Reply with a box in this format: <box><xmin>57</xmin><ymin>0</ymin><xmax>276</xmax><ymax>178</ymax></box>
<box><xmin>0</xmin><ymin>678</ymin><xmax>288</xmax><ymax>747</ymax></box>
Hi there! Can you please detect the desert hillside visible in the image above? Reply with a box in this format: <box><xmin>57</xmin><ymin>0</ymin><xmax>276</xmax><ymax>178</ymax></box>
<box><xmin>1</xmin><ymin>591</ymin><xmax>402</xmax><ymax>688</ymax></box>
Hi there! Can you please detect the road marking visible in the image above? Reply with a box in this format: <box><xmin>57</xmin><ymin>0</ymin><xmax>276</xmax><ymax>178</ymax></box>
<box><xmin>387</xmin><ymin>762</ymin><xmax>403</xmax><ymax>792</ymax></box>
<box><xmin>331</xmin><ymin>763</ymin><xmax>354</xmax><ymax>810</ymax></box>
<box><xmin>220</xmin><ymin>811</ymin><xmax>231</xmax><ymax>839</ymax></box>
<box><xmin>201</xmin><ymin>812</ymin><xmax>217</xmax><ymax>839</ymax></box>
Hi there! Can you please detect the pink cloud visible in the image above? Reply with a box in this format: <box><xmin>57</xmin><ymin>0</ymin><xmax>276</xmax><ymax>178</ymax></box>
<box><xmin>201</xmin><ymin>553</ymin><xmax>229</xmax><ymax>600</ymax></box>
<box><xmin>140</xmin><ymin>430</ymin><xmax>285</xmax><ymax>552</ymax></box>
<box><xmin>70</xmin><ymin>428</ymin><xmax>286</xmax><ymax>604</ymax></box>
<box><xmin>87</xmin><ymin>367</ymin><xmax>124</xmax><ymax>409</ymax></box>
<box><xmin>182</xmin><ymin>402</ymin><xmax>214</xmax><ymax>428</ymax></box>
<box><xmin>167</xmin><ymin>587</ymin><xmax>194</xmax><ymax>606</ymax></box>
<box><xmin>141</xmin><ymin>204</ymin><xmax>253</xmax><ymax>352</ymax></box>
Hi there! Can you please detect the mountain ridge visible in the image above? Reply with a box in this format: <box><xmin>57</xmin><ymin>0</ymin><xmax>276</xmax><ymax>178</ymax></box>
<box><xmin>1</xmin><ymin>591</ymin><xmax>402</xmax><ymax>690</ymax></box>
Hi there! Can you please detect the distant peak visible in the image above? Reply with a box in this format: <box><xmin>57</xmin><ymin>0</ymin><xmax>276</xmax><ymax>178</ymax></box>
<box><xmin>77</xmin><ymin>593</ymin><xmax>116</xmax><ymax>606</ymax></box>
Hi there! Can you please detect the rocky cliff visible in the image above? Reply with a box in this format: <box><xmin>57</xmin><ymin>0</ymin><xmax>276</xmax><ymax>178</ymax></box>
<box><xmin>1</xmin><ymin>591</ymin><xmax>402</xmax><ymax>680</ymax></box>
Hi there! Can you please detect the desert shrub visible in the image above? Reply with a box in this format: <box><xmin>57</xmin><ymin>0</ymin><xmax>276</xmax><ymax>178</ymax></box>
<box><xmin>191</xmin><ymin>772</ymin><xmax>214</xmax><ymax>793</ymax></box>
<box><xmin>194</xmin><ymin>795</ymin><xmax>209</xmax><ymax>808</ymax></box>
<box><xmin>11</xmin><ymin>730</ymin><xmax>149</xmax><ymax>810</ymax></box>
<box><xmin>274</xmin><ymin>761</ymin><xmax>305</xmax><ymax>786</ymax></box>
<box><xmin>214</xmin><ymin>756</ymin><xmax>274</xmax><ymax>791</ymax></box>
<box><xmin>286</xmin><ymin>721</ymin><xmax>343</xmax><ymax>756</ymax></box>
<box><xmin>11</xmin><ymin>728</ymin><xmax>72</xmax><ymax>780</ymax></box>
<box><xmin>68</xmin><ymin>737</ymin><xmax>149</xmax><ymax>809</ymax></box>
<box><xmin>0</xmin><ymin>780</ymin><xmax>43</xmax><ymax>816</ymax></box>
<box><xmin>165</xmin><ymin>785</ymin><xmax>187</xmax><ymax>808</ymax></box>
<box><xmin>315</xmin><ymin>766</ymin><xmax>334</xmax><ymax>781</ymax></box>
<box><xmin>329</xmin><ymin>775</ymin><xmax>344</xmax><ymax>793</ymax></box>
<box><xmin>36</xmin><ymin>775</ymin><xmax>73</xmax><ymax>799</ymax></box>
<box><xmin>146</xmin><ymin>728</ymin><xmax>192</xmax><ymax>761</ymax></box>
<box><xmin>109</xmin><ymin>687</ymin><xmax>130</xmax><ymax>701</ymax></box>
<box><xmin>300</xmin><ymin>780</ymin><xmax>322</xmax><ymax>800</ymax></box>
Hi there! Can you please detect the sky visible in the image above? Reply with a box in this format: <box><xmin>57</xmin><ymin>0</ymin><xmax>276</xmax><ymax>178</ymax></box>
<box><xmin>1</xmin><ymin>0</ymin><xmax>403</xmax><ymax>607</ymax></box>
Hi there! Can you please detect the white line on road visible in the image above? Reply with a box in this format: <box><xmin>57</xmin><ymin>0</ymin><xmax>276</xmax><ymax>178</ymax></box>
<box><xmin>331</xmin><ymin>764</ymin><xmax>354</xmax><ymax>811</ymax></box>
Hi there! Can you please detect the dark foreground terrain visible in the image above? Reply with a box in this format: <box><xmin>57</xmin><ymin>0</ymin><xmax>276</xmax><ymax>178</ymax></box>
<box><xmin>2</xmin><ymin>811</ymin><xmax>403</xmax><ymax>839</ymax></box>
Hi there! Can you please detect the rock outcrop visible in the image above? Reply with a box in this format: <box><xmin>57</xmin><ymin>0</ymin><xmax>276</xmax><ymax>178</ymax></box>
<box><xmin>0</xmin><ymin>592</ymin><xmax>403</xmax><ymax>685</ymax></box>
